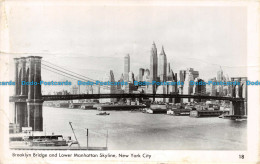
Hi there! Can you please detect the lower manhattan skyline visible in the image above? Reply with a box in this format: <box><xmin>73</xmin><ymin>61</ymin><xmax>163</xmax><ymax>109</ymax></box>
<box><xmin>7</xmin><ymin>5</ymin><xmax>247</xmax><ymax>82</ymax></box>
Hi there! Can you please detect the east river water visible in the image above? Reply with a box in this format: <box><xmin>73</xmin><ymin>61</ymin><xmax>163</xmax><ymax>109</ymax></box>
<box><xmin>43</xmin><ymin>107</ymin><xmax>247</xmax><ymax>150</ymax></box>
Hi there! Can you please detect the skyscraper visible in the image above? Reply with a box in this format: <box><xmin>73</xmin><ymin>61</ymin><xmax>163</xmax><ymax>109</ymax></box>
<box><xmin>138</xmin><ymin>68</ymin><xmax>145</xmax><ymax>81</ymax></box>
<box><xmin>158</xmin><ymin>46</ymin><xmax>167</xmax><ymax>81</ymax></box>
<box><xmin>100</xmin><ymin>70</ymin><xmax>116</xmax><ymax>103</ymax></box>
<box><xmin>217</xmin><ymin>67</ymin><xmax>223</xmax><ymax>82</ymax></box>
<box><xmin>150</xmin><ymin>42</ymin><xmax>158</xmax><ymax>82</ymax></box>
<box><xmin>167</xmin><ymin>62</ymin><xmax>171</xmax><ymax>77</ymax></box>
<box><xmin>179</xmin><ymin>70</ymin><xmax>186</xmax><ymax>82</ymax></box>
<box><xmin>128</xmin><ymin>71</ymin><xmax>135</xmax><ymax>84</ymax></box>
<box><xmin>124</xmin><ymin>54</ymin><xmax>130</xmax><ymax>81</ymax></box>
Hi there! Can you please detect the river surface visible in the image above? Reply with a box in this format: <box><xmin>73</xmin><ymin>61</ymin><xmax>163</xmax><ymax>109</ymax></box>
<box><xmin>43</xmin><ymin>107</ymin><xmax>247</xmax><ymax>150</ymax></box>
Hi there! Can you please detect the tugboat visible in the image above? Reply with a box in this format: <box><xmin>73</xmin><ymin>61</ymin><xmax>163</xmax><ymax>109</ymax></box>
<box><xmin>96</xmin><ymin>112</ymin><xmax>110</xmax><ymax>115</ymax></box>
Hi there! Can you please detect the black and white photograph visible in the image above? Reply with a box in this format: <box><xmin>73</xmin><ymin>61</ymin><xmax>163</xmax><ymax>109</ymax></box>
<box><xmin>0</xmin><ymin>0</ymin><xmax>259</xmax><ymax>163</ymax></box>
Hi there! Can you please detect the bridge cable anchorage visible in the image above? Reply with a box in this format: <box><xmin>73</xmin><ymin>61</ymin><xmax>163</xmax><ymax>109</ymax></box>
<box><xmin>41</xmin><ymin>63</ymin><xmax>124</xmax><ymax>92</ymax></box>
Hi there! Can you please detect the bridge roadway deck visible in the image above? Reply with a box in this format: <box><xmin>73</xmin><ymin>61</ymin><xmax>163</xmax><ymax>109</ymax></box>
<box><xmin>9</xmin><ymin>94</ymin><xmax>244</xmax><ymax>102</ymax></box>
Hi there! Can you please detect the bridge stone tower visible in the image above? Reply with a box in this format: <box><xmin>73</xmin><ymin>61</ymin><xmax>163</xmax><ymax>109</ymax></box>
<box><xmin>13</xmin><ymin>56</ymin><xmax>43</xmax><ymax>131</ymax></box>
<box><xmin>230</xmin><ymin>77</ymin><xmax>247</xmax><ymax>116</ymax></box>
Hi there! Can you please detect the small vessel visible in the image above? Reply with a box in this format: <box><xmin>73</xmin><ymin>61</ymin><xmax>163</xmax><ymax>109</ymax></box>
<box><xmin>147</xmin><ymin>104</ymin><xmax>167</xmax><ymax>114</ymax></box>
<box><xmin>26</xmin><ymin>135</ymin><xmax>70</xmax><ymax>147</ymax></box>
<box><xmin>235</xmin><ymin>118</ymin><xmax>247</xmax><ymax>121</ymax></box>
<box><xmin>10</xmin><ymin>122</ymin><xmax>108</xmax><ymax>150</ymax></box>
<box><xmin>96</xmin><ymin>112</ymin><xmax>110</xmax><ymax>115</ymax></box>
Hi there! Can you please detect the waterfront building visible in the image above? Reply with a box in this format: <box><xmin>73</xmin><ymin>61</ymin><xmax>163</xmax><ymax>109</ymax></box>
<box><xmin>182</xmin><ymin>68</ymin><xmax>199</xmax><ymax>102</ymax></box>
<box><xmin>141</xmin><ymin>69</ymin><xmax>150</xmax><ymax>93</ymax></box>
<box><xmin>158</xmin><ymin>46</ymin><xmax>167</xmax><ymax>82</ymax></box>
<box><xmin>193</xmin><ymin>78</ymin><xmax>206</xmax><ymax>95</ymax></box>
<box><xmin>216</xmin><ymin>67</ymin><xmax>225</xmax><ymax>96</ymax></box>
<box><xmin>71</xmin><ymin>85</ymin><xmax>79</xmax><ymax>94</ymax></box>
<box><xmin>183</xmin><ymin>73</ymin><xmax>194</xmax><ymax>95</ymax></box>
<box><xmin>85</xmin><ymin>85</ymin><xmax>93</xmax><ymax>94</ymax></box>
<box><xmin>124</xmin><ymin>54</ymin><xmax>130</xmax><ymax>82</ymax></box>
<box><xmin>124</xmin><ymin>83</ymin><xmax>138</xmax><ymax>94</ymax></box>
<box><xmin>93</xmin><ymin>85</ymin><xmax>100</xmax><ymax>94</ymax></box>
<box><xmin>178</xmin><ymin>70</ymin><xmax>186</xmax><ymax>94</ymax></box>
<box><xmin>155</xmin><ymin>85</ymin><xmax>167</xmax><ymax>102</ymax></box>
<box><xmin>166</xmin><ymin>80</ymin><xmax>178</xmax><ymax>103</ymax></box>
<box><xmin>207</xmin><ymin>77</ymin><xmax>217</xmax><ymax>96</ymax></box>
<box><xmin>56</xmin><ymin>90</ymin><xmax>70</xmax><ymax>95</ymax></box>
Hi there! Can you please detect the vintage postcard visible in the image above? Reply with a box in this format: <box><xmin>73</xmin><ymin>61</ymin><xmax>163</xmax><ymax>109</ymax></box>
<box><xmin>0</xmin><ymin>0</ymin><xmax>259</xmax><ymax>163</ymax></box>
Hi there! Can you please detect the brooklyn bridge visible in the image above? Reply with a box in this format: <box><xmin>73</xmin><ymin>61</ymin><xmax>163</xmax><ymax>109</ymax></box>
<box><xmin>9</xmin><ymin>56</ymin><xmax>246</xmax><ymax>131</ymax></box>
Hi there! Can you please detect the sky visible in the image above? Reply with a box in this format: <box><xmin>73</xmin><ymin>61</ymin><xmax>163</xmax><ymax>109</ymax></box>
<box><xmin>6</xmin><ymin>2</ymin><xmax>247</xmax><ymax>88</ymax></box>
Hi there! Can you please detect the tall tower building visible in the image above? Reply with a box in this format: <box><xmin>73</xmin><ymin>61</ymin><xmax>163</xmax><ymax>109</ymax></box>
<box><xmin>167</xmin><ymin>62</ymin><xmax>171</xmax><ymax>77</ymax></box>
<box><xmin>124</xmin><ymin>54</ymin><xmax>130</xmax><ymax>82</ymax></box>
<box><xmin>150</xmin><ymin>42</ymin><xmax>158</xmax><ymax>82</ymax></box>
<box><xmin>217</xmin><ymin>67</ymin><xmax>223</xmax><ymax>82</ymax></box>
<box><xmin>100</xmin><ymin>70</ymin><xmax>116</xmax><ymax>103</ymax></box>
<box><xmin>139</xmin><ymin>68</ymin><xmax>145</xmax><ymax>81</ymax></box>
<box><xmin>158</xmin><ymin>46</ymin><xmax>167</xmax><ymax>81</ymax></box>
<box><xmin>128</xmin><ymin>71</ymin><xmax>135</xmax><ymax>84</ymax></box>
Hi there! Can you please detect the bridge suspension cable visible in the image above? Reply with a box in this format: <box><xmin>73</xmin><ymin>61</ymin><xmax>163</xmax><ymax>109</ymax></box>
<box><xmin>41</xmin><ymin>61</ymin><xmax>125</xmax><ymax>93</ymax></box>
<box><xmin>42</xmin><ymin>64</ymin><xmax>123</xmax><ymax>92</ymax></box>
<box><xmin>42</xmin><ymin>66</ymin><xmax>82</xmax><ymax>82</ymax></box>
<box><xmin>42</xmin><ymin>60</ymin><xmax>96</xmax><ymax>82</ymax></box>
<box><xmin>43</xmin><ymin>61</ymin><xmax>129</xmax><ymax>92</ymax></box>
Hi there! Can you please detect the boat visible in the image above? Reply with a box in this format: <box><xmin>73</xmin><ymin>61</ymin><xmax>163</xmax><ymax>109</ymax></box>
<box><xmin>147</xmin><ymin>104</ymin><xmax>168</xmax><ymax>114</ymax></box>
<box><xmin>10</xmin><ymin>122</ymin><xmax>108</xmax><ymax>150</ymax></box>
<box><xmin>96</xmin><ymin>112</ymin><xmax>110</xmax><ymax>115</ymax></box>
<box><xmin>235</xmin><ymin>118</ymin><xmax>247</xmax><ymax>121</ymax></box>
<box><xmin>26</xmin><ymin>135</ymin><xmax>70</xmax><ymax>146</ymax></box>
